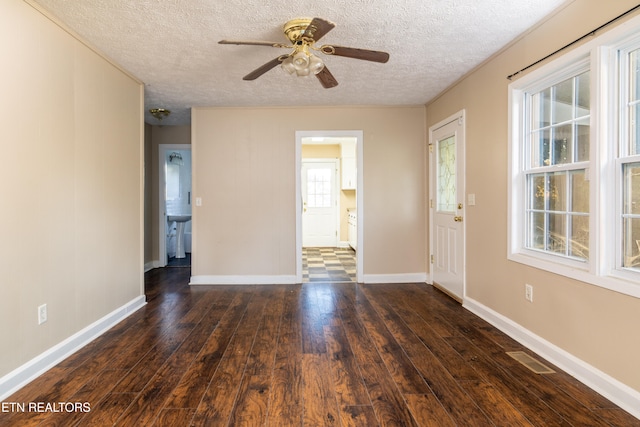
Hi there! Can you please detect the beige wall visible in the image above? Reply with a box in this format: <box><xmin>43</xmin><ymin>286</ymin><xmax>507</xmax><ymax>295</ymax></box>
<box><xmin>192</xmin><ymin>106</ymin><xmax>426</xmax><ymax>278</ymax></box>
<box><xmin>0</xmin><ymin>1</ymin><xmax>143</xmax><ymax>378</ymax></box>
<box><xmin>426</xmin><ymin>0</ymin><xmax>640</xmax><ymax>393</ymax></box>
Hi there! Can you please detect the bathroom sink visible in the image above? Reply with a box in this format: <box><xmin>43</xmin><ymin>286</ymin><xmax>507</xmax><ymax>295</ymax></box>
<box><xmin>167</xmin><ymin>215</ymin><xmax>191</xmax><ymax>259</ymax></box>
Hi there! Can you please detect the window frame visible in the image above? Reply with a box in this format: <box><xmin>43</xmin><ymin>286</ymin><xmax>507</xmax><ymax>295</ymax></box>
<box><xmin>508</xmin><ymin>15</ymin><xmax>640</xmax><ymax>299</ymax></box>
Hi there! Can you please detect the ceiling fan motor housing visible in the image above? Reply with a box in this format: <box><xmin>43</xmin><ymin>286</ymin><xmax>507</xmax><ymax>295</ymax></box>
<box><xmin>283</xmin><ymin>18</ymin><xmax>316</xmax><ymax>43</ymax></box>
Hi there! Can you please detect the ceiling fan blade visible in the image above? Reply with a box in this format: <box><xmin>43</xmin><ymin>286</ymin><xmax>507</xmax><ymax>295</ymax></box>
<box><xmin>302</xmin><ymin>17</ymin><xmax>336</xmax><ymax>42</ymax></box>
<box><xmin>327</xmin><ymin>45</ymin><xmax>390</xmax><ymax>63</ymax></box>
<box><xmin>219</xmin><ymin>40</ymin><xmax>288</xmax><ymax>48</ymax></box>
<box><xmin>316</xmin><ymin>66</ymin><xmax>338</xmax><ymax>89</ymax></box>
<box><xmin>243</xmin><ymin>56</ymin><xmax>285</xmax><ymax>80</ymax></box>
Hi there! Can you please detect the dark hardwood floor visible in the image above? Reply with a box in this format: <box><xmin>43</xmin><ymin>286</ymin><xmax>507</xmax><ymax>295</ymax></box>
<box><xmin>1</xmin><ymin>267</ymin><xmax>638</xmax><ymax>426</ymax></box>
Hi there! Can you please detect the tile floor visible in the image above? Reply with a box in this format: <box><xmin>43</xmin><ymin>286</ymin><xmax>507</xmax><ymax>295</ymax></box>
<box><xmin>302</xmin><ymin>247</ymin><xmax>356</xmax><ymax>283</ymax></box>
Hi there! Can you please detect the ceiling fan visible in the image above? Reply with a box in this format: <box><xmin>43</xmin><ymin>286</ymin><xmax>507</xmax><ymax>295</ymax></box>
<box><xmin>219</xmin><ymin>17</ymin><xmax>390</xmax><ymax>88</ymax></box>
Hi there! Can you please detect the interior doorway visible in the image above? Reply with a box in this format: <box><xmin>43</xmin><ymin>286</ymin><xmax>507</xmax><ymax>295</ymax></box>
<box><xmin>296</xmin><ymin>131</ymin><xmax>364</xmax><ymax>283</ymax></box>
<box><xmin>158</xmin><ymin>144</ymin><xmax>192</xmax><ymax>268</ymax></box>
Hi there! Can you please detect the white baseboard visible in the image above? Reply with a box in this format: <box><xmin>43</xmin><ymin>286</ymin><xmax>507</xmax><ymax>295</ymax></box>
<box><xmin>463</xmin><ymin>297</ymin><xmax>640</xmax><ymax>420</ymax></box>
<box><xmin>190</xmin><ymin>275</ymin><xmax>298</xmax><ymax>285</ymax></box>
<box><xmin>144</xmin><ymin>261</ymin><xmax>161</xmax><ymax>272</ymax></box>
<box><xmin>363</xmin><ymin>273</ymin><xmax>427</xmax><ymax>284</ymax></box>
<box><xmin>0</xmin><ymin>295</ymin><xmax>146</xmax><ymax>401</ymax></box>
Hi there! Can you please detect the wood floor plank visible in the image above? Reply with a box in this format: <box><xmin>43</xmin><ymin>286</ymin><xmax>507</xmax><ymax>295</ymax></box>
<box><xmin>339</xmin><ymin>405</ymin><xmax>379</xmax><ymax>427</ymax></box>
<box><xmin>323</xmin><ymin>324</ymin><xmax>371</xmax><ymax>406</ymax></box>
<box><xmin>229</xmin><ymin>375</ymin><xmax>270</xmax><ymax>426</ymax></box>
<box><xmin>244</xmin><ymin>286</ymin><xmax>286</xmax><ymax>376</ymax></box>
<box><xmin>0</xmin><ymin>367</ymin><xmax>77</xmax><ymax>426</ymax></box>
<box><xmin>266</xmin><ymin>286</ymin><xmax>303</xmax><ymax>426</ymax></box>
<box><xmin>376</xmin><ymin>285</ymin><xmax>480</xmax><ymax>381</ymax></box>
<box><xmin>458</xmin><ymin>380</ymin><xmax>534</xmax><ymax>426</ymax></box>
<box><xmin>112</xmin><ymin>288</ymin><xmax>227</xmax><ymax>393</ymax></box>
<box><xmin>113</xmin><ymin>292</ymin><xmax>226</xmax><ymax>396</ymax></box>
<box><xmin>116</xmin><ymin>290</ymin><xmax>255</xmax><ymax>425</ymax></box>
<box><xmin>448</xmin><ymin>328</ymin><xmax>613</xmax><ymax>427</ymax></box>
<box><xmin>191</xmin><ymin>287</ymin><xmax>271</xmax><ymax>425</ymax></box>
<box><xmin>446</xmin><ymin>335</ymin><xmax>567</xmax><ymax>426</ymax></box>
<box><xmin>152</xmin><ymin>408</ymin><xmax>196</xmax><ymax>427</ymax></box>
<box><xmin>162</xmin><ymin>290</ymin><xmax>251</xmax><ymax>409</ymax></box>
<box><xmin>81</xmin><ymin>392</ymin><xmax>137</xmax><ymax>426</ymax></box>
<box><xmin>404</xmin><ymin>393</ymin><xmax>456</xmax><ymax>427</ymax></box>
<box><xmin>301</xmin><ymin>284</ymin><xmax>329</xmax><ymax>354</ymax></box>
<box><xmin>353</xmin><ymin>286</ymin><xmax>431</xmax><ymax>395</ymax></box>
<box><xmin>595</xmin><ymin>407</ymin><xmax>640</xmax><ymax>427</ymax></box>
<box><xmin>302</xmin><ymin>353</ymin><xmax>341</xmax><ymax>426</ymax></box>
<box><xmin>37</xmin><ymin>368</ymin><xmax>129</xmax><ymax>427</ymax></box>
<box><xmin>336</xmin><ymin>287</ymin><xmax>420</xmax><ymax>427</ymax></box>
<box><xmin>362</xmin><ymin>285</ymin><xmax>493</xmax><ymax>426</ymax></box>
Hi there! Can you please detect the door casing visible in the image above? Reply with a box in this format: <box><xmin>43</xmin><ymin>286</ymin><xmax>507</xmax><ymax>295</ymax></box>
<box><xmin>295</xmin><ymin>130</ymin><xmax>364</xmax><ymax>283</ymax></box>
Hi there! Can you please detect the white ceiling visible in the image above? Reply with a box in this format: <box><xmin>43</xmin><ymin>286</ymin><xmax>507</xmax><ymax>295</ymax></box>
<box><xmin>31</xmin><ymin>0</ymin><xmax>570</xmax><ymax>126</ymax></box>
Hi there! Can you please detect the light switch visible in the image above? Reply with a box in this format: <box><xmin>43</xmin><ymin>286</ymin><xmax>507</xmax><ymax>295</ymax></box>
<box><xmin>195</xmin><ymin>197</ymin><xmax>202</xmax><ymax>206</ymax></box>
<box><xmin>468</xmin><ymin>193</ymin><xmax>476</xmax><ymax>206</ymax></box>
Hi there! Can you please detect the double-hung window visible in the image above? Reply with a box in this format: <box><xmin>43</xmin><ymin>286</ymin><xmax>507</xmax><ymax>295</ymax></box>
<box><xmin>619</xmin><ymin>45</ymin><xmax>640</xmax><ymax>272</ymax></box>
<box><xmin>509</xmin><ymin>15</ymin><xmax>640</xmax><ymax>298</ymax></box>
<box><xmin>525</xmin><ymin>70</ymin><xmax>591</xmax><ymax>261</ymax></box>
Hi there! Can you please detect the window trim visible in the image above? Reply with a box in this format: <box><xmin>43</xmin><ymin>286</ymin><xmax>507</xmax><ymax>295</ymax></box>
<box><xmin>508</xmin><ymin>15</ymin><xmax>640</xmax><ymax>300</ymax></box>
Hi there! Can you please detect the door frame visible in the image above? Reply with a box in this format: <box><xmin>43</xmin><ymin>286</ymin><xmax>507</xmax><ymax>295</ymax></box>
<box><xmin>428</xmin><ymin>110</ymin><xmax>466</xmax><ymax>301</ymax></box>
<box><xmin>158</xmin><ymin>144</ymin><xmax>191</xmax><ymax>267</ymax></box>
<box><xmin>301</xmin><ymin>158</ymin><xmax>340</xmax><ymax>247</ymax></box>
<box><xmin>295</xmin><ymin>130</ymin><xmax>364</xmax><ymax>283</ymax></box>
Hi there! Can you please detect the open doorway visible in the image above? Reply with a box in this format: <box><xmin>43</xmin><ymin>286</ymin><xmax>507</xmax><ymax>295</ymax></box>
<box><xmin>158</xmin><ymin>144</ymin><xmax>192</xmax><ymax>267</ymax></box>
<box><xmin>295</xmin><ymin>131</ymin><xmax>363</xmax><ymax>283</ymax></box>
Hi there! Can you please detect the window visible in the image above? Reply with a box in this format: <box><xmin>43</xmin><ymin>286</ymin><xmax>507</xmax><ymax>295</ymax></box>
<box><xmin>306</xmin><ymin>168</ymin><xmax>332</xmax><ymax>207</ymax></box>
<box><xmin>437</xmin><ymin>135</ymin><xmax>457</xmax><ymax>212</ymax></box>
<box><xmin>166</xmin><ymin>164</ymin><xmax>180</xmax><ymax>201</ymax></box>
<box><xmin>619</xmin><ymin>46</ymin><xmax>640</xmax><ymax>271</ymax></box>
<box><xmin>509</xmin><ymin>16</ymin><xmax>640</xmax><ymax>298</ymax></box>
<box><xmin>525</xmin><ymin>72</ymin><xmax>591</xmax><ymax>261</ymax></box>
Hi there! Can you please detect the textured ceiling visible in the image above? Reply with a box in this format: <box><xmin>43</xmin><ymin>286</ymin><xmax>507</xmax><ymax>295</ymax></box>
<box><xmin>30</xmin><ymin>0</ymin><xmax>570</xmax><ymax>125</ymax></box>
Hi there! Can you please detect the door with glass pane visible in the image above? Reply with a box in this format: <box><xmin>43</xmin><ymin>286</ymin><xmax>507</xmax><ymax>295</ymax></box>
<box><xmin>430</xmin><ymin>116</ymin><xmax>465</xmax><ymax>301</ymax></box>
<box><xmin>302</xmin><ymin>160</ymin><xmax>338</xmax><ymax>247</ymax></box>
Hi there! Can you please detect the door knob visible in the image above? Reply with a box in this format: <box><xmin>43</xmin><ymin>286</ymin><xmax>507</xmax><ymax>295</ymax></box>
<box><xmin>454</xmin><ymin>216</ymin><xmax>463</xmax><ymax>222</ymax></box>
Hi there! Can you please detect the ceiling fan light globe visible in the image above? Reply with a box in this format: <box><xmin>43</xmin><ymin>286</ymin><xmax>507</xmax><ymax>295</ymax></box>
<box><xmin>292</xmin><ymin>51</ymin><xmax>310</xmax><ymax>69</ymax></box>
<box><xmin>281</xmin><ymin>56</ymin><xmax>296</xmax><ymax>75</ymax></box>
<box><xmin>308</xmin><ymin>54</ymin><xmax>325</xmax><ymax>74</ymax></box>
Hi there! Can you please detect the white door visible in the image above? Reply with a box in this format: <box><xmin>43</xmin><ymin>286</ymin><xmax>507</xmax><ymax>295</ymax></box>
<box><xmin>302</xmin><ymin>160</ymin><xmax>338</xmax><ymax>247</ymax></box>
<box><xmin>430</xmin><ymin>114</ymin><xmax>465</xmax><ymax>301</ymax></box>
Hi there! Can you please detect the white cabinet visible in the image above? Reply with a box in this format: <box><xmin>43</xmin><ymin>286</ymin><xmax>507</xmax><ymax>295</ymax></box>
<box><xmin>341</xmin><ymin>140</ymin><xmax>356</xmax><ymax>190</ymax></box>
<box><xmin>342</xmin><ymin>158</ymin><xmax>356</xmax><ymax>189</ymax></box>
<box><xmin>348</xmin><ymin>210</ymin><xmax>357</xmax><ymax>250</ymax></box>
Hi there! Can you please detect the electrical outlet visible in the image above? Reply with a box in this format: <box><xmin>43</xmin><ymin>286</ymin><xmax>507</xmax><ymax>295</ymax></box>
<box><xmin>525</xmin><ymin>284</ymin><xmax>533</xmax><ymax>303</ymax></box>
<box><xmin>38</xmin><ymin>304</ymin><xmax>47</xmax><ymax>325</ymax></box>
